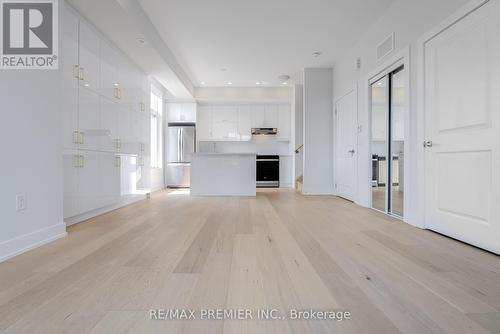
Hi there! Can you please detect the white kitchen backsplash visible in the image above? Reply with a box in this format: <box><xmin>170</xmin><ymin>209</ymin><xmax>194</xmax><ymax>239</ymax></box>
<box><xmin>198</xmin><ymin>138</ymin><xmax>291</xmax><ymax>155</ymax></box>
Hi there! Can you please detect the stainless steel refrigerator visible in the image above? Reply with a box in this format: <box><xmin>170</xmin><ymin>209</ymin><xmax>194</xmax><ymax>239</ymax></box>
<box><xmin>166</xmin><ymin>123</ymin><xmax>196</xmax><ymax>188</ymax></box>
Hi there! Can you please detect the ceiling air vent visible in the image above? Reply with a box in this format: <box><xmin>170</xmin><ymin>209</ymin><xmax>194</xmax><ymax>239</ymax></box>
<box><xmin>376</xmin><ymin>33</ymin><xmax>395</xmax><ymax>61</ymax></box>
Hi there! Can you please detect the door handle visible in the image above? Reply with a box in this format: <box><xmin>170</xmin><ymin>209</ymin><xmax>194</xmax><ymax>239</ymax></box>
<box><xmin>348</xmin><ymin>149</ymin><xmax>355</xmax><ymax>154</ymax></box>
<box><xmin>423</xmin><ymin>140</ymin><xmax>433</xmax><ymax>148</ymax></box>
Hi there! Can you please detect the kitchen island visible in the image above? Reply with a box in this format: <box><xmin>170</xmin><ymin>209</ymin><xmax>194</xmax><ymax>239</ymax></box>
<box><xmin>190</xmin><ymin>153</ymin><xmax>256</xmax><ymax>196</ymax></box>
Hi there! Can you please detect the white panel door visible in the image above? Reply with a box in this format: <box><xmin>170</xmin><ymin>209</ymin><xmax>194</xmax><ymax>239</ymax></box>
<box><xmin>335</xmin><ymin>90</ymin><xmax>357</xmax><ymax>201</ymax></box>
<box><xmin>424</xmin><ymin>1</ymin><xmax>500</xmax><ymax>254</ymax></box>
<box><xmin>78</xmin><ymin>21</ymin><xmax>100</xmax><ymax>91</ymax></box>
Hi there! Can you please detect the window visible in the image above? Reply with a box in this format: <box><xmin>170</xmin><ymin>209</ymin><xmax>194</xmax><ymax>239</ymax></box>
<box><xmin>150</xmin><ymin>88</ymin><xmax>163</xmax><ymax>168</ymax></box>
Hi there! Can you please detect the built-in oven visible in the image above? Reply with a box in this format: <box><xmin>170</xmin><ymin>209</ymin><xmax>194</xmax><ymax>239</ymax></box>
<box><xmin>256</xmin><ymin>155</ymin><xmax>280</xmax><ymax>188</ymax></box>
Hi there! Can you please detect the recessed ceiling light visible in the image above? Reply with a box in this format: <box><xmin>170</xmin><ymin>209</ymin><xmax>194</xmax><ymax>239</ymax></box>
<box><xmin>312</xmin><ymin>51</ymin><xmax>323</xmax><ymax>58</ymax></box>
<box><xmin>200</xmin><ymin>81</ymin><xmax>206</xmax><ymax>85</ymax></box>
<box><xmin>282</xmin><ymin>82</ymin><xmax>288</xmax><ymax>85</ymax></box>
<box><xmin>256</xmin><ymin>82</ymin><xmax>261</xmax><ymax>85</ymax></box>
<box><xmin>84</xmin><ymin>83</ymin><xmax>89</xmax><ymax>87</ymax></box>
<box><xmin>113</xmin><ymin>83</ymin><xmax>120</xmax><ymax>87</ymax></box>
<box><xmin>136</xmin><ymin>38</ymin><xmax>146</xmax><ymax>45</ymax></box>
<box><xmin>226</xmin><ymin>81</ymin><xmax>233</xmax><ymax>85</ymax></box>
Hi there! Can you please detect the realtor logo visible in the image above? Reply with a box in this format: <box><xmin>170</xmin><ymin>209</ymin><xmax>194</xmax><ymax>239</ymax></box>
<box><xmin>1</xmin><ymin>0</ymin><xmax>58</xmax><ymax>69</ymax></box>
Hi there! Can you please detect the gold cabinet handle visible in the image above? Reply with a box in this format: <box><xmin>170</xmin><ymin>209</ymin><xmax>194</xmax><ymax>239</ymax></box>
<box><xmin>114</xmin><ymin>88</ymin><xmax>122</xmax><ymax>100</ymax></box>
<box><xmin>73</xmin><ymin>130</ymin><xmax>79</xmax><ymax>144</ymax></box>
<box><xmin>72</xmin><ymin>155</ymin><xmax>80</xmax><ymax>168</ymax></box>
<box><xmin>78</xmin><ymin>67</ymin><xmax>85</xmax><ymax>81</ymax></box>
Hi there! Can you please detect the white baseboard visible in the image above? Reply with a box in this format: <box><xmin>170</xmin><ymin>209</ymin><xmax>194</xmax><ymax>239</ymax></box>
<box><xmin>64</xmin><ymin>194</ymin><xmax>147</xmax><ymax>226</ymax></box>
<box><xmin>0</xmin><ymin>223</ymin><xmax>67</xmax><ymax>263</ymax></box>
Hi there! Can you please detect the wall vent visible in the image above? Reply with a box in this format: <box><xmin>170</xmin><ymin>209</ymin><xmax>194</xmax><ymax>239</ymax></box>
<box><xmin>376</xmin><ymin>33</ymin><xmax>395</xmax><ymax>61</ymax></box>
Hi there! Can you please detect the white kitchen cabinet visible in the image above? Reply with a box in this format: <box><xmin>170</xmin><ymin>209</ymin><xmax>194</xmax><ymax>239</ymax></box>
<box><xmin>100</xmin><ymin>41</ymin><xmax>120</xmax><ymax>101</ymax></box>
<box><xmin>117</xmin><ymin>106</ymin><xmax>132</xmax><ymax>153</ymax></box>
<box><xmin>250</xmin><ymin>105</ymin><xmax>266</xmax><ymax>128</ymax></box>
<box><xmin>136</xmin><ymin>155</ymin><xmax>151</xmax><ymax>193</ymax></box>
<box><xmin>79</xmin><ymin>21</ymin><xmax>100</xmax><ymax>91</ymax></box>
<box><xmin>100</xmin><ymin>97</ymin><xmax>119</xmax><ymax>152</ymax></box>
<box><xmin>78</xmin><ymin>88</ymin><xmax>101</xmax><ymax>151</ymax></box>
<box><xmin>100</xmin><ymin>152</ymin><xmax>121</xmax><ymax>206</ymax></box>
<box><xmin>197</xmin><ymin>105</ymin><xmax>213</xmax><ymax>141</ymax></box>
<box><xmin>63</xmin><ymin>6</ymin><xmax>151</xmax><ymax>222</ymax></box>
<box><xmin>264</xmin><ymin>105</ymin><xmax>279</xmax><ymax>128</ymax></box>
<box><xmin>238</xmin><ymin>105</ymin><xmax>252</xmax><ymax>141</ymax></box>
<box><xmin>77</xmin><ymin>150</ymin><xmax>101</xmax><ymax>214</ymax></box>
<box><xmin>212</xmin><ymin>105</ymin><xmax>238</xmax><ymax>140</ymax></box>
<box><xmin>279</xmin><ymin>156</ymin><xmax>294</xmax><ymax>187</ymax></box>
<box><xmin>277</xmin><ymin>104</ymin><xmax>291</xmax><ymax>141</ymax></box>
<box><xmin>128</xmin><ymin>68</ymin><xmax>144</xmax><ymax>113</ymax></box>
<box><xmin>63</xmin><ymin>150</ymin><xmax>80</xmax><ymax>218</ymax></box>
<box><xmin>61</xmin><ymin>8</ymin><xmax>79</xmax><ymax>150</ymax></box>
<box><xmin>168</xmin><ymin>103</ymin><xmax>196</xmax><ymax>123</ymax></box>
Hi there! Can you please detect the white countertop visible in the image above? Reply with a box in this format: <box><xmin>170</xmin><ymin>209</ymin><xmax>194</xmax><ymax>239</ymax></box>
<box><xmin>193</xmin><ymin>152</ymin><xmax>257</xmax><ymax>156</ymax></box>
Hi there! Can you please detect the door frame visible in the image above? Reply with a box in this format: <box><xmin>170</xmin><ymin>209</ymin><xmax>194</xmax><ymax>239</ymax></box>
<box><xmin>333</xmin><ymin>84</ymin><xmax>358</xmax><ymax>201</ymax></box>
<box><xmin>416</xmin><ymin>0</ymin><xmax>490</xmax><ymax>229</ymax></box>
<box><xmin>365</xmin><ymin>47</ymin><xmax>411</xmax><ymax>222</ymax></box>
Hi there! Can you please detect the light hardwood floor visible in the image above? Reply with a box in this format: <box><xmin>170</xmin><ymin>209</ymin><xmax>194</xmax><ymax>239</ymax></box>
<box><xmin>1</xmin><ymin>189</ymin><xmax>500</xmax><ymax>334</ymax></box>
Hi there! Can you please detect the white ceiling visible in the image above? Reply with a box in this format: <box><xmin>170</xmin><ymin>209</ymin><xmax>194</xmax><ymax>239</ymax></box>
<box><xmin>138</xmin><ymin>0</ymin><xmax>396</xmax><ymax>87</ymax></box>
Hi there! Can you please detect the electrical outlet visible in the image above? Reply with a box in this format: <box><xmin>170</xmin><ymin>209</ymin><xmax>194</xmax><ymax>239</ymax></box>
<box><xmin>16</xmin><ymin>194</ymin><xmax>27</xmax><ymax>211</ymax></box>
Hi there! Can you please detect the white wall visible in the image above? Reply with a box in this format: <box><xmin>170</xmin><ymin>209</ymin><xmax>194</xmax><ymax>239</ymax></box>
<box><xmin>303</xmin><ymin>68</ymin><xmax>334</xmax><ymax>195</ymax></box>
<box><xmin>151</xmin><ymin>80</ymin><xmax>166</xmax><ymax>192</ymax></box>
<box><xmin>332</xmin><ymin>0</ymin><xmax>469</xmax><ymax>225</ymax></box>
<box><xmin>294</xmin><ymin>84</ymin><xmax>304</xmax><ymax>179</ymax></box>
<box><xmin>0</xmin><ymin>70</ymin><xmax>67</xmax><ymax>262</ymax></box>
